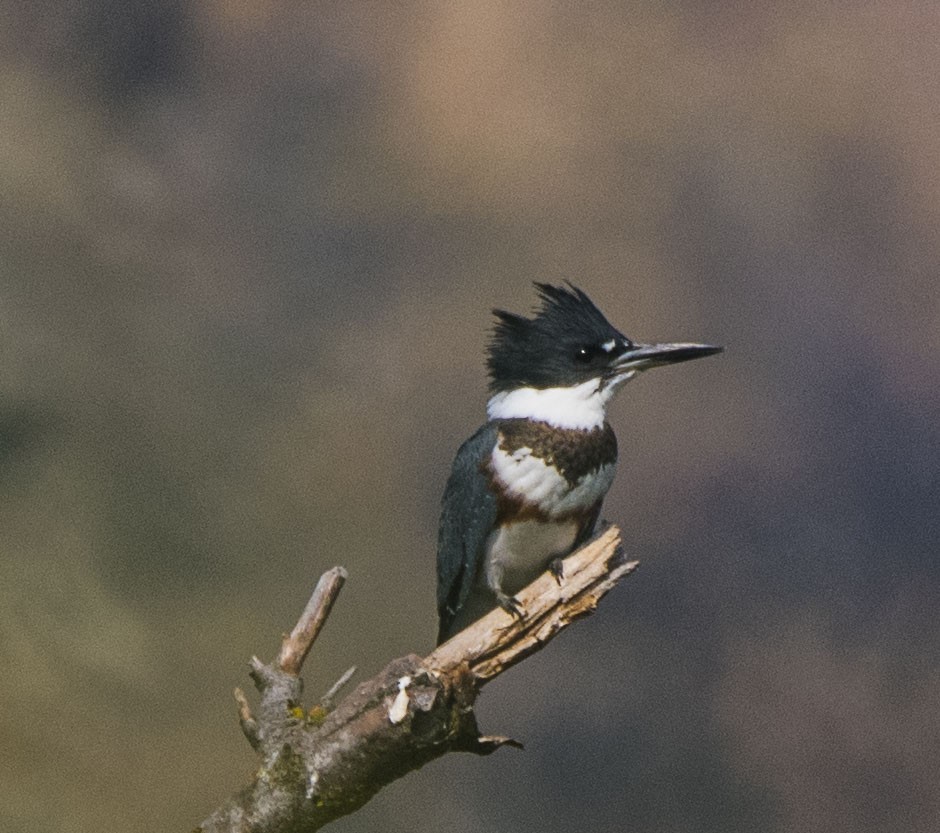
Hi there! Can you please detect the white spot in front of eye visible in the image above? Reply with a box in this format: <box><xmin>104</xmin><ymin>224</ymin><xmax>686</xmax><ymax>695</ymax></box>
<box><xmin>602</xmin><ymin>339</ymin><xmax>616</xmax><ymax>352</ymax></box>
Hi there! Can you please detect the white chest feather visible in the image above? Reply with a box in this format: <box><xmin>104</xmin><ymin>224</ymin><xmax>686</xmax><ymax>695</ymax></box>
<box><xmin>489</xmin><ymin>444</ymin><xmax>616</xmax><ymax>517</ymax></box>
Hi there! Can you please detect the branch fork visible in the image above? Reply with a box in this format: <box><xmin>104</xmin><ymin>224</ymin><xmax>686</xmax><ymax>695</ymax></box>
<box><xmin>198</xmin><ymin>525</ymin><xmax>637</xmax><ymax>833</ymax></box>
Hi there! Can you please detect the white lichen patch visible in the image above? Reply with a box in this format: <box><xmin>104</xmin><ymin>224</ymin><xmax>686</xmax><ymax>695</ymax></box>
<box><xmin>388</xmin><ymin>676</ymin><xmax>412</xmax><ymax>724</ymax></box>
<box><xmin>305</xmin><ymin>766</ymin><xmax>318</xmax><ymax>800</ymax></box>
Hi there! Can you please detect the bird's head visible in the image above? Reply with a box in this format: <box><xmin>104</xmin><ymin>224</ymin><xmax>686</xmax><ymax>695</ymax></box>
<box><xmin>485</xmin><ymin>282</ymin><xmax>722</xmax><ymax>429</ymax></box>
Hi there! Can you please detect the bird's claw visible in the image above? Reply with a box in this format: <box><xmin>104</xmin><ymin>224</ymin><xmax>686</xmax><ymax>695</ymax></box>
<box><xmin>496</xmin><ymin>592</ymin><xmax>526</xmax><ymax>622</ymax></box>
<box><xmin>549</xmin><ymin>558</ymin><xmax>565</xmax><ymax>585</ymax></box>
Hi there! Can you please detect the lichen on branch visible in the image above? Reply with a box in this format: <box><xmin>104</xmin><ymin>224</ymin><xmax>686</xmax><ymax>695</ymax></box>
<box><xmin>197</xmin><ymin>525</ymin><xmax>636</xmax><ymax>833</ymax></box>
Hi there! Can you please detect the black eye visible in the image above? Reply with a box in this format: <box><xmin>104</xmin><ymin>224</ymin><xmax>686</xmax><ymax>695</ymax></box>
<box><xmin>575</xmin><ymin>345</ymin><xmax>597</xmax><ymax>363</ymax></box>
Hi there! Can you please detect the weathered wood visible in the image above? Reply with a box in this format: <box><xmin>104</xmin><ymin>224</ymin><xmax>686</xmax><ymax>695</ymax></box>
<box><xmin>197</xmin><ymin>526</ymin><xmax>636</xmax><ymax>833</ymax></box>
<box><xmin>276</xmin><ymin>567</ymin><xmax>348</xmax><ymax>675</ymax></box>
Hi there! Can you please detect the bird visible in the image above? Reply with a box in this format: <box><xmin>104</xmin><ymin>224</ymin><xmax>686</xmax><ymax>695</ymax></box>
<box><xmin>435</xmin><ymin>282</ymin><xmax>722</xmax><ymax>645</ymax></box>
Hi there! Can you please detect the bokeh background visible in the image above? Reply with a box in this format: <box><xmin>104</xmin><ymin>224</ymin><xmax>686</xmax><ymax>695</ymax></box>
<box><xmin>2</xmin><ymin>3</ymin><xmax>938</xmax><ymax>832</ymax></box>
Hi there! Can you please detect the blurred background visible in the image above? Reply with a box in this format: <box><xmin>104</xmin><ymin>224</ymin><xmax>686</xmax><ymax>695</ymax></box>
<box><xmin>1</xmin><ymin>2</ymin><xmax>938</xmax><ymax>831</ymax></box>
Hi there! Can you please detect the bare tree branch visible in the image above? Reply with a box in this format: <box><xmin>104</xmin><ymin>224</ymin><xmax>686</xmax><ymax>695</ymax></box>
<box><xmin>319</xmin><ymin>666</ymin><xmax>357</xmax><ymax>709</ymax></box>
<box><xmin>196</xmin><ymin>525</ymin><xmax>636</xmax><ymax>833</ymax></box>
<box><xmin>276</xmin><ymin>566</ymin><xmax>347</xmax><ymax>675</ymax></box>
<box><xmin>233</xmin><ymin>687</ymin><xmax>261</xmax><ymax>751</ymax></box>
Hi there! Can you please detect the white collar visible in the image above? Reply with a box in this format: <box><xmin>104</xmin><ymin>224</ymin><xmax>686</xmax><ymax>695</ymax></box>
<box><xmin>486</xmin><ymin>373</ymin><xmax>635</xmax><ymax>430</ymax></box>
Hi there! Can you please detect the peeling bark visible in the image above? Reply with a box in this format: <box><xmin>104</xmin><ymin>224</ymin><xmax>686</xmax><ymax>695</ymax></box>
<box><xmin>197</xmin><ymin>525</ymin><xmax>636</xmax><ymax>833</ymax></box>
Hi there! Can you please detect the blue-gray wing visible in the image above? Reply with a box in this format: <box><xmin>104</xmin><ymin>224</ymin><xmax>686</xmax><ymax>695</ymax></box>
<box><xmin>436</xmin><ymin>421</ymin><xmax>499</xmax><ymax>643</ymax></box>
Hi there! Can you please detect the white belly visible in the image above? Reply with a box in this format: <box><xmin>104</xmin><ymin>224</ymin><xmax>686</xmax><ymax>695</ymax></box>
<box><xmin>484</xmin><ymin>518</ymin><xmax>579</xmax><ymax>595</ymax></box>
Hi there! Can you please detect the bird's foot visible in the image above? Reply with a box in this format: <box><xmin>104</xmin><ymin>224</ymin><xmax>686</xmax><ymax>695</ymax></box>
<box><xmin>549</xmin><ymin>557</ymin><xmax>565</xmax><ymax>585</ymax></box>
<box><xmin>496</xmin><ymin>592</ymin><xmax>526</xmax><ymax>622</ymax></box>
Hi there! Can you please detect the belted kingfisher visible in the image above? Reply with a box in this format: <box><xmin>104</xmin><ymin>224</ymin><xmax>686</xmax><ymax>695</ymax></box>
<box><xmin>435</xmin><ymin>283</ymin><xmax>722</xmax><ymax>644</ymax></box>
